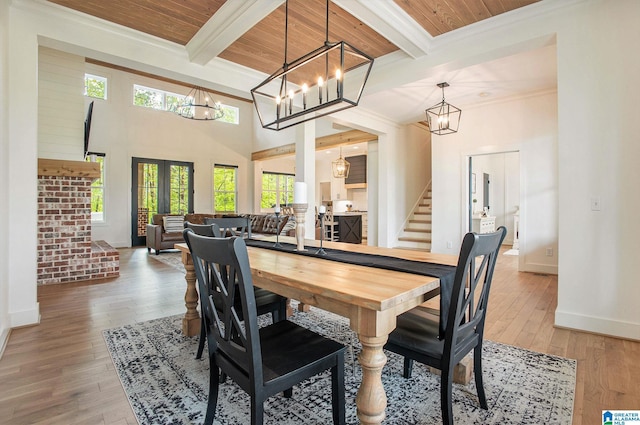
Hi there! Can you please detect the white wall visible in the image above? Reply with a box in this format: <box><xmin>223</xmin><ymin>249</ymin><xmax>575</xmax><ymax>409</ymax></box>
<box><xmin>0</xmin><ymin>0</ymin><xmax>11</xmax><ymax>354</ymax></box>
<box><xmin>554</xmin><ymin>0</ymin><xmax>640</xmax><ymax>339</ymax></box>
<box><xmin>6</xmin><ymin>3</ymin><xmax>40</xmax><ymax>331</ymax></box>
<box><xmin>432</xmin><ymin>91</ymin><xmax>558</xmax><ymax>275</ymax></box>
<box><xmin>38</xmin><ymin>47</ymin><xmax>85</xmax><ymax>160</ymax></box>
<box><xmin>83</xmin><ymin>63</ymin><xmax>255</xmax><ymax>247</ymax></box>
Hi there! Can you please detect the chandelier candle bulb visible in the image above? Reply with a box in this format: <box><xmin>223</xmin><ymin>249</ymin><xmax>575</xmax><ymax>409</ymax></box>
<box><xmin>276</xmin><ymin>95</ymin><xmax>281</xmax><ymax>119</ymax></box>
<box><xmin>289</xmin><ymin>89</ymin><xmax>294</xmax><ymax>115</ymax></box>
<box><xmin>318</xmin><ymin>77</ymin><xmax>323</xmax><ymax>103</ymax></box>
<box><xmin>336</xmin><ymin>69</ymin><xmax>342</xmax><ymax>98</ymax></box>
<box><xmin>302</xmin><ymin>83</ymin><xmax>308</xmax><ymax>109</ymax></box>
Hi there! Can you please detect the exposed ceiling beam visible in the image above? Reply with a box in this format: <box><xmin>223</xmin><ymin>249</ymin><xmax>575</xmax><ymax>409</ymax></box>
<box><xmin>332</xmin><ymin>0</ymin><xmax>432</xmax><ymax>59</ymax></box>
<box><xmin>251</xmin><ymin>130</ymin><xmax>377</xmax><ymax>161</ymax></box>
<box><xmin>186</xmin><ymin>0</ymin><xmax>284</xmax><ymax>65</ymax></box>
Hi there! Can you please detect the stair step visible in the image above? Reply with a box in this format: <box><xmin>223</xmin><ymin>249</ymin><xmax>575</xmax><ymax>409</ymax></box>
<box><xmin>410</xmin><ymin>219</ymin><xmax>432</xmax><ymax>224</ymax></box>
<box><xmin>396</xmin><ymin>240</ymin><xmax>431</xmax><ymax>250</ymax></box>
<box><xmin>399</xmin><ymin>236</ymin><xmax>432</xmax><ymax>243</ymax></box>
<box><xmin>404</xmin><ymin>228</ymin><xmax>430</xmax><ymax>233</ymax></box>
<box><xmin>414</xmin><ymin>211</ymin><xmax>431</xmax><ymax>215</ymax></box>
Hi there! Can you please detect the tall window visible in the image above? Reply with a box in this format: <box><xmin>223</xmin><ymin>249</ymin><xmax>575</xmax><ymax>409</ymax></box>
<box><xmin>213</xmin><ymin>164</ymin><xmax>238</xmax><ymax>213</ymax></box>
<box><xmin>261</xmin><ymin>172</ymin><xmax>294</xmax><ymax>210</ymax></box>
<box><xmin>86</xmin><ymin>153</ymin><xmax>105</xmax><ymax>222</ymax></box>
<box><xmin>85</xmin><ymin>74</ymin><xmax>107</xmax><ymax>100</ymax></box>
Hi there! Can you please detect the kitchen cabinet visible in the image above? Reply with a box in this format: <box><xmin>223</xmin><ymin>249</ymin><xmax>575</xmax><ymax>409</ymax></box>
<box><xmin>335</xmin><ymin>213</ymin><xmax>362</xmax><ymax>244</ymax></box>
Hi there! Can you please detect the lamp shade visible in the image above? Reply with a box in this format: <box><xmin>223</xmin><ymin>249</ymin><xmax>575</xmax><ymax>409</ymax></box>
<box><xmin>425</xmin><ymin>82</ymin><xmax>461</xmax><ymax>135</ymax></box>
<box><xmin>332</xmin><ymin>148</ymin><xmax>350</xmax><ymax>178</ymax></box>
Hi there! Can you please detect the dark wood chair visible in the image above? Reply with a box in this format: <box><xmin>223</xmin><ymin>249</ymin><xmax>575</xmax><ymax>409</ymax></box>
<box><xmin>184</xmin><ymin>221</ymin><xmax>221</xmax><ymax>237</ymax></box>
<box><xmin>184</xmin><ymin>230</ymin><xmax>346</xmax><ymax>425</ymax></box>
<box><xmin>184</xmin><ymin>222</ymin><xmax>287</xmax><ymax>361</ymax></box>
<box><xmin>204</xmin><ymin>216</ymin><xmax>251</xmax><ymax>238</ymax></box>
<box><xmin>384</xmin><ymin>226</ymin><xmax>507</xmax><ymax>425</ymax></box>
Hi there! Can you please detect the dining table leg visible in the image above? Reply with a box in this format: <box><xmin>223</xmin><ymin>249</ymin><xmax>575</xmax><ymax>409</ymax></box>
<box><xmin>356</xmin><ymin>334</ymin><xmax>388</xmax><ymax>425</ymax></box>
<box><xmin>180</xmin><ymin>250</ymin><xmax>200</xmax><ymax>337</ymax></box>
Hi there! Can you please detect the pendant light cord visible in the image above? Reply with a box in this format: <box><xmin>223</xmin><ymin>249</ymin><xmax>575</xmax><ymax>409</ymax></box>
<box><xmin>283</xmin><ymin>0</ymin><xmax>289</xmax><ymax>66</ymax></box>
<box><xmin>325</xmin><ymin>0</ymin><xmax>329</xmax><ymax>44</ymax></box>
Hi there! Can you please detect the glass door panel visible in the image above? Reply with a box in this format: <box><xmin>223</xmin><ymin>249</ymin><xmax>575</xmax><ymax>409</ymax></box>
<box><xmin>132</xmin><ymin>158</ymin><xmax>193</xmax><ymax>246</ymax></box>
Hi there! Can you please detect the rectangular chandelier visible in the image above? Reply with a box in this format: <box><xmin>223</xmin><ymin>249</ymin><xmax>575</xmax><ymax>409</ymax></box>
<box><xmin>251</xmin><ymin>41</ymin><xmax>374</xmax><ymax>131</ymax></box>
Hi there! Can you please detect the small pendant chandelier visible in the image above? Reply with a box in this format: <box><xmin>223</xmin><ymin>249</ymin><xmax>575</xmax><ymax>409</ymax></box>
<box><xmin>426</xmin><ymin>82</ymin><xmax>461</xmax><ymax>135</ymax></box>
<box><xmin>332</xmin><ymin>147</ymin><xmax>350</xmax><ymax>178</ymax></box>
<box><xmin>251</xmin><ymin>0</ymin><xmax>374</xmax><ymax>131</ymax></box>
<box><xmin>176</xmin><ymin>86</ymin><xmax>224</xmax><ymax>121</ymax></box>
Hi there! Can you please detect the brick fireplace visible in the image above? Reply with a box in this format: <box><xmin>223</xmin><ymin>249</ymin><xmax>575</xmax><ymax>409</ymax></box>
<box><xmin>37</xmin><ymin>159</ymin><xmax>119</xmax><ymax>285</ymax></box>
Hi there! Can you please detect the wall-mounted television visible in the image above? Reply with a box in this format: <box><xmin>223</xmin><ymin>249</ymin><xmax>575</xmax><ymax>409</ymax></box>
<box><xmin>84</xmin><ymin>101</ymin><xmax>94</xmax><ymax>158</ymax></box>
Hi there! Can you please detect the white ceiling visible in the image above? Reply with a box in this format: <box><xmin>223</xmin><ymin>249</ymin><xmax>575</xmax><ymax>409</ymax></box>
<box><xmin>359</xmin><ymin>44</ymin><xmax>558</xmax><ymax>125</ymax></box>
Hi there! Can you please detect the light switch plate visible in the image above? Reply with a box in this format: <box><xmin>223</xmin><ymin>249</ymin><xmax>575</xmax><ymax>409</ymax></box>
<box><xmin>591</xmin><ymin>197</ymin><xmax>601</xmax><ymax>211</ymax></box>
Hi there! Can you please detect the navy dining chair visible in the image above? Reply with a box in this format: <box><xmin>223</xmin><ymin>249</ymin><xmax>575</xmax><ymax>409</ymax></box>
<box><xmin>384</xmin><ymin>227</ymin><xmax>506</xmax><ymax>425</ymax></box>
<box><xmin>184</xmin><ymin>231</ymin><xmax>346</xmax><ymax>425</ymax></box>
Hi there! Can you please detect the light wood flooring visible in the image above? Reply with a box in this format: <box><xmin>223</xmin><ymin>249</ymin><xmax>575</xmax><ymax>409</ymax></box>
<box><xmin>0</xmin><ymin>247</ymin><xmax>638</xmax><ymax>424</ymax></box>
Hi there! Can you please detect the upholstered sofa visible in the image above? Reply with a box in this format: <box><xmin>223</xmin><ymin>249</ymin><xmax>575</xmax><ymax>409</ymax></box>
<box><xmin>146</xmin><ymin>213</ymin><xmax>297</xmax><ymax>254</ymax></box>
<box><xmin>146</xmin><ymin>213</ymin><xmax>218</xmax><ymax>255</ymax></box>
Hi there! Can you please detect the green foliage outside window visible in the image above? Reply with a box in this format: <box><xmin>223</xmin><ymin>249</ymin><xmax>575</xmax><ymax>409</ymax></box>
<box><xmin>132</xmin><ymin>84</ymin><xmax>239</xmax><ymax>124</ymax></box>
<box><xmin>134</xmin><ymin>85</ymin><xmax>164</xmax><ymax>110</ymax></box>
<box><xmin>261</xmin><ymin>172</ymin><xmax>294</xmax><ymax>210</ymax></box>
<box><xmin>86</xmin><ymin>155</ymin><xmax>105</xmax><ymax>221</ymax></box>
<box><xmin>214</xmin><ymin>166</ymin><xmax>237</xmax><ymax>213</ymax></box>
<box><xmin>169</xmin><ymin>165</ymin><xmax>190</xmax><ymax>215</ymax></box>
<box><xmin>219</xmin><ymin>105</ymin><xmax>239</xmax><ymax>124</ymax></box>
<box><xmin>138</xmin><ymin>163</ymin><xmax>158</xmax><ymax>222</ymax></box>
<box><xmin>85</xmin><ymin>74</ymin><xmax>107</xmax><ymax>100</ymax></box>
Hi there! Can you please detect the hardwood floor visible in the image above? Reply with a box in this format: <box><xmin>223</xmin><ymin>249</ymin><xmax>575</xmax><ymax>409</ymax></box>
<box><xmin>0</xmin><ymin>247</ymin><xmax>638</xmax><ymax>424</ymax></box>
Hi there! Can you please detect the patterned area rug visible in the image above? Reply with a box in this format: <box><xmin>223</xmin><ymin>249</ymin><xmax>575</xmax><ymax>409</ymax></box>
<box><xmin>148</xmin><ymin>251</ymin><xmax>185</xmax><ymax>272</ymax></box>
<box><xmin>104</xmin><ymin>305</ymin><xmax>575</xmax><ymax>425</ymax></box>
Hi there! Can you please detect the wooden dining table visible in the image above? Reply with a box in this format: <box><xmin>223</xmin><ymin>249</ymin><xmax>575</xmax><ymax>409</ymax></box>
<box><xmin>175</xmin><ymin>236</ymin><xmax>457</xmax><ymax>425</ymax></box>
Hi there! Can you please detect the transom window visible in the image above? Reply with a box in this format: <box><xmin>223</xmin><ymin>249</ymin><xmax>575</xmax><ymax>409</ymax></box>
<box><xmin>85</xmin><ymin>74</ymin><xmax>107</xmax><ymax>100</ymax></box>
<box><xmin>133</xmin><ymin>84</ymin><xmax>239</xmax><ymax>124</ymax></box>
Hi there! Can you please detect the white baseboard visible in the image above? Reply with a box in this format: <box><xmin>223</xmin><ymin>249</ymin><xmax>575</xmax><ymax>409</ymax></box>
<box><xmin>521</xmin><ymin>261</ymin><xmax>558</xmax><ymax>275</ymax></box>
<box><xmin>555</xmin><ymin>310</ymin><xmax>640</xmax><ymax>341</ymax></box>
<box><xmin>10</xmin><ymin>303</ymin><xmax>40</xmax><ymax>328</ymax></box>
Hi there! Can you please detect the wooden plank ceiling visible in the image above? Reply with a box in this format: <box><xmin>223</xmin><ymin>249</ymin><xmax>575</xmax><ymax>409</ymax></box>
<box><xmin>47</xmin><ymin>0</ymin><xmax>539</xmax><ymax>74</ymax></box>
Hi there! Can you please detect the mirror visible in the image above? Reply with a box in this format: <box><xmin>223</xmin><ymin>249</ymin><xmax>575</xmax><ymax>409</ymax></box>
<box><xmin>483</xmin><ymin>173</ymin><xmax>490</xmax><ymax>212</ymax></box>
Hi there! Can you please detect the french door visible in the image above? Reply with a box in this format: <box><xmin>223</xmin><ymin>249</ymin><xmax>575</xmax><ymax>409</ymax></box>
<box><xmin>131</xmin><ymin>157</ymin><xmax>194</xmax><ymax>246</ymax></box>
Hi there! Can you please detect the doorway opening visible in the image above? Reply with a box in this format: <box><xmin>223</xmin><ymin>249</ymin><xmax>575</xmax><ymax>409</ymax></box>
<box><xmin>467</xmin><ymin>152</ymin><xmax>520</xmax><ymax>253</ymax></box>
<box><xmin>131</xmin><ymin>157</ymin><xmax>194</xmax><ymax>246</ymax></box>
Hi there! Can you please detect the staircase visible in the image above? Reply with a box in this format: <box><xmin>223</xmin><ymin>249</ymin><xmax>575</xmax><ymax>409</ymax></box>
<box><xmin>396</xmin><ymin>189</ymin><xmax>432</xmax><ymax>251</ymax></box>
